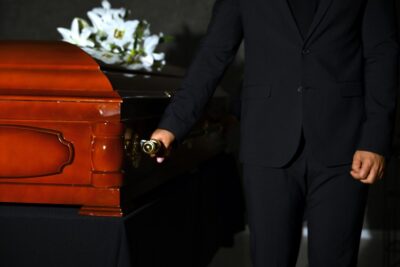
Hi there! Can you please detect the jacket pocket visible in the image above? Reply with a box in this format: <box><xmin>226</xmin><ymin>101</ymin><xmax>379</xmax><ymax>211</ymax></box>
<box><xmin>339</xmin><ymin>82</ymin><xmax>364</xmax><ymax>97</ymax></box>
<box><xmin>241</xmin><ymin>84</ymin><xmax>272</xmax><ymax>98</ymax></box>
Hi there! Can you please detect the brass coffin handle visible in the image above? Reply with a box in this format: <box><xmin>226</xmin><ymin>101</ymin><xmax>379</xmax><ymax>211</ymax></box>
<box><xmin>124</xmin><ymin>128</ymin><xmax>142</xmax><ymax>168</ymax></box>
<box><xmin>124</xmin><ymin>127</ymin><xmax>170</xmax><ymax>168</ymax></box>
<box><xmin>140</xmin><ymin>139</ymin><xmax>163</xmax><ymax>155</ymax></box>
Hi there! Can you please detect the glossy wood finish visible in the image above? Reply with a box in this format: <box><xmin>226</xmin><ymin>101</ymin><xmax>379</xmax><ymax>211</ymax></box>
<box><xmin>0</xmin><ymin>125</ymin><xmax>73</xmax><ymax>178</ymax></box>
<box><xmin>0</xmin><ymin>41</ymin><xmax>124</xmax><ymax>216</ymax></box>
<box><xmin>0</xmin><ymin>41</ymin><xmax>229</xmax><ymax>217</ymax></box>
<box><xmin>0</xmin><ymin>41</ymin><xmax>119</xmax><ymax>98</ymax></box>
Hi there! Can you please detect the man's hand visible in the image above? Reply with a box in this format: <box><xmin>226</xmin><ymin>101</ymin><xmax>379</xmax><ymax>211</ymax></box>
<box><xmin>350</xmin><ymin>150</ymin><xmax>385</xmax><ymax>184</ymax></box>
<box><xmin>149</xmin><ymin>129</ymin><xmax>175</xmax><ymax>164</ymax></box>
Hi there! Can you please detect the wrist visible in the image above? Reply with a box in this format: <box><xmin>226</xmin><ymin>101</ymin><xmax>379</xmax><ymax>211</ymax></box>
<box><xmin>152</xmin><ymin>128</ymin><xmax>175</xmax><ymax>148</ymax></box>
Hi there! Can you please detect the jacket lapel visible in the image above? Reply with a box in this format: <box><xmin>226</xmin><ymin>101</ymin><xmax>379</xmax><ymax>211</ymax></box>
<box><xmin>279</xmin><ymin>0</ymin><xmax>334</xmax><ymax>46</ymax></box>
<box><xmin>303</xmin><ymin>0</ymin><xmax>333</xmax><ymax>44</ymax></box>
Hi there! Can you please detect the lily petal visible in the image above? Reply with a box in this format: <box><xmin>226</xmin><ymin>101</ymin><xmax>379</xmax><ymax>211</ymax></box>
<box><xmin>87</xmin><ymin>11</ymin><xmax>104</xmax><ymax>32</ymax></box>
<box><xmin>71</xmin><ymin>18</ymin><xmax>80</xmax><ymax>36</ymax></box>
<box><xmin>153</xmin><ymin>52</ymin><xmax>165</xmax><ymax>61</ymax></box>
<box><xmin>57</xmin><ymin>27</ymin><xmax>73</xmax><ymax>42</ymax></box>
<box><xmin>102</xmin><ymin>0</ymin><xmax>111</xmax><ymax>9</ymax></box>
<box><xmin>143</xmin><ymin>35</ymin><xmax>160</xmax><ymax>54</ymax></box>
<box><xmin>140</xmin><ymin>54</ymin><xmax>154</xmax><ymax>67</ymax></box>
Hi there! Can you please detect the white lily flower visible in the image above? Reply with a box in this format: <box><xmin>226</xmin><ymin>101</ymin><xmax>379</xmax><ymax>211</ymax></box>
<box><xmin>140</xmin><ymin>55</ymin><xmax>154</xmax><ymax>69</ymax></box>
<box><xmin>102</xmin><ymin>19</ymin><xmax>139</xmax><ymax>50</ymax></box>
<box><xmin>139</xmin><ymin>35</ymin><xmax>165</xmax><ymax>68</ymax></box>
<box><xmin>98</xmin><ymin>52</ymin><xmax>122</xmax><ymax>65</ymax></box>
<box><xmin>82</xmin><ymin>47</ymin><xmax>122</xmax><ymax>65</ymax></box>
<box><xmin>143</xmin><ymin>27</ymin><xmax>151</xmax><ymax>37</ymax></box>
<box><xmin>144</xmin><ymin>35</ymin><xmax>160</xmax><ymax>54</ymax></box>
<box><xmin>58</xmin><ymin>1</ymin><xmax>167</xmax><ymax>71</ymax></box>
<box><xmin>87</xmin><ymin>11</ymin><xmax>106</xmax><ymax>32</ymax></box>
<box><xmin>153</xmin><ymin>52</ymin><xmax>165</xmax><ymax>61</ymax></box>
<box><xmin>57</xmin><ymin>18</ymin><xmax>95</xmax><ymax>47</ymax></box>
<box><xmin>90</xmin><ymin>0</ymin><xmax>126</xmax><ymax>20</ymax></box>
<box><xmin>124</xmin><ymin>63</ymin><xmax>147</xmax><ymax>70</ymax></box>
<box><xmin>101</xmin><ymin>0</ymin><xmax>111</xmax><ymax>9</ymax></box>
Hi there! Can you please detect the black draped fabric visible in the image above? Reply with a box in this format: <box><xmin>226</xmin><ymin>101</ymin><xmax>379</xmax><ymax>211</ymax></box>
<box><xmin>288</xmin><ymin>0</ymin><xmax>319</xmax><ymax>39</ymax></box>
<box><xmin>0</xmin><ymin>204</ymin><xmax>132</xmax><ymax>267</ymax></box>
<box><xmin>0</xmin><ymin>153</ymin><xmax>245</xmax><ymax>267</ymax></box>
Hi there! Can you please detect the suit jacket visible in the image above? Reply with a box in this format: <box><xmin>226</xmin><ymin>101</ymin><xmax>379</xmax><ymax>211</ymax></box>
<box><xmin>157</xmin><ymin>0</ymin><xmax>399</xmax><ymax>167</ymax></box>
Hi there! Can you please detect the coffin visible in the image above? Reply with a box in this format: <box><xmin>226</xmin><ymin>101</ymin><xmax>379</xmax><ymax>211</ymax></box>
<box><xmin>0</xmin><ymin>41</ymin><xmax>230</xmax><ymax>217</ymax></box>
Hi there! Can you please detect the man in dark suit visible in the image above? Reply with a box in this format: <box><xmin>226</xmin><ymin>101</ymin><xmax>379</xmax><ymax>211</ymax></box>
<box><xmin>150</xmin><ymin>0</ymin><xmax>399</xmax><ymax>266</ymax></box>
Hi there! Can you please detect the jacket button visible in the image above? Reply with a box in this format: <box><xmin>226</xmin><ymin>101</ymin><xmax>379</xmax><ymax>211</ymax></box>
<box><xmin>302</xmin><ymin>49</ymin><xmax>310</xmax><ymax>55</ymax></box>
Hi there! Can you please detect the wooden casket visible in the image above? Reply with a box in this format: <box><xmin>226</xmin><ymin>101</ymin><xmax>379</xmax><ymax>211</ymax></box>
<box><xmin>0</xmin><ymin>41</ymin><xmax>231</xmax><ymax>217</ymax></box>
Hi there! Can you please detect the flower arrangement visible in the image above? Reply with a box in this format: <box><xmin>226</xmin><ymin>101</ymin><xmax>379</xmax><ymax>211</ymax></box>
<box><xmin>57</xmin><ymin>0</ymin><xmax>167</xmax><ymax>71</ymax></box>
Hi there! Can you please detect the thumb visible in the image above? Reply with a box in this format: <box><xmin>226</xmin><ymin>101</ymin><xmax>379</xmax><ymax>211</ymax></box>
<box><xmin>352</xmin><ymin>152</ymin><xmax>362</xmax><ymax>172</ymax></box>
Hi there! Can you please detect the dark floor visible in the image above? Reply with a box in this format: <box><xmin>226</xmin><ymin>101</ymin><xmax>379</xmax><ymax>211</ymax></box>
<box><xmin>208</xmin><ymin>224</ymin><xmax>384</xmax><ymax>267</ymax></box>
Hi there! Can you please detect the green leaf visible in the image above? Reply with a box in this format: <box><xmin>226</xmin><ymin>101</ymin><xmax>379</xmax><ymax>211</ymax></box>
<box><xmin>161</xmin><ymin>35</ymin><xmax>174</xmax><ymax>43</ymax></box>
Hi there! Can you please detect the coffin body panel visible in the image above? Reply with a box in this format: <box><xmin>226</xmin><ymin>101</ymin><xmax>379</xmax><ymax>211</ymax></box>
<box><xmin>0</xmin><ymin>41</ymin><xmax>229</xmax><ymax>217</ymax></box>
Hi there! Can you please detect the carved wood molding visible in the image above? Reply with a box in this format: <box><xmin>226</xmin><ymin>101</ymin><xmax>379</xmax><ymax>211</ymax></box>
<box><xmin>0</xmin><ymin>125</ymin><xmax>74</xmax><ymax>178</ymax></box>
<box><xmin>91</xmin><ymin>122</ymin><xmax>123</xmax><ymax>188</ymax></box>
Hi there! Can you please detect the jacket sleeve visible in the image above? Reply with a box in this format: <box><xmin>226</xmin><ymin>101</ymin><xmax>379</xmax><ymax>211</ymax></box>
<box><xmin>157</xmin><ymin>0</ymin><xmax>243</xmax><ymax>144</ymax></box>
<box><xmin>356</xmin><ymin>0</ymin><xmax>399</xmax><ymax>160</ymax></box>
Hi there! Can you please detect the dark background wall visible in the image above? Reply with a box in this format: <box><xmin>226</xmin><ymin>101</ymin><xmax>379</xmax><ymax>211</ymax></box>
<box><xmin>1</xmin><ymin>0</ymin><xmax>400</xmax><ymax>231</ymax></box>
<box><xmin>0</xmin><ymin>0</ymin><xmax>245</xmax><ymax>98</ymax></box>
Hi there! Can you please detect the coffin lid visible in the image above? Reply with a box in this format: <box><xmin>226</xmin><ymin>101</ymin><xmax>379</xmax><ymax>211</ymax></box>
<box><xmin>0</xmin><ymin>41</ymin><xmax>120</xmax><ymax>101</ymax></box>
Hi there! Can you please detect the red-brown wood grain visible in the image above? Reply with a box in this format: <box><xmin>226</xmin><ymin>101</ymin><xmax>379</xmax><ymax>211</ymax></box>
<box><xmin>0</xmin><ymin>125</ymin><xmax>73</xmax><ymax>178</ymax></box>
<box><xmin>0</xmin><ymin>41</ymin><xmax>119</xmax><ymax>98</ymax></box>
<box><xmin>0</xmin><ymin>41</ymin><xmax>124</xmax><ymax>216</ymax></box>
